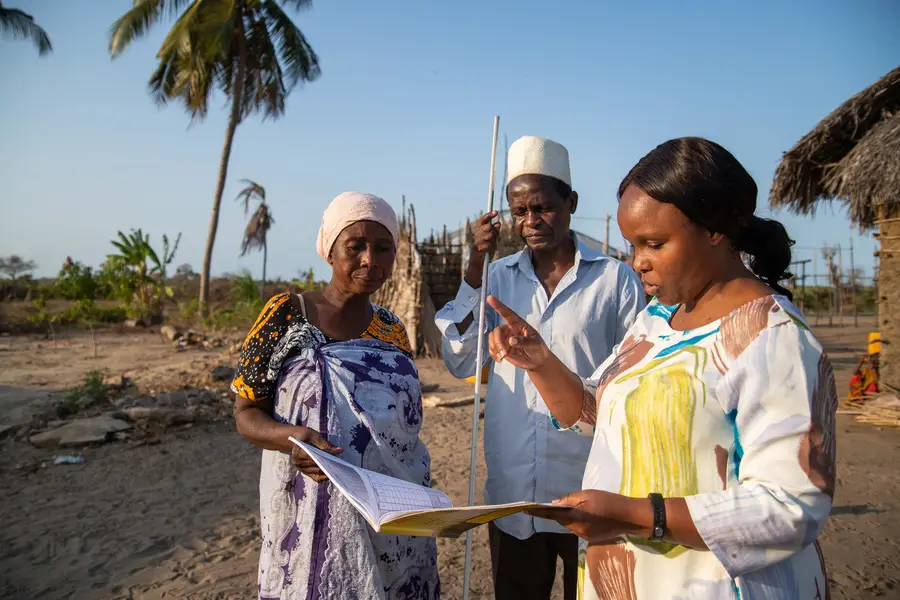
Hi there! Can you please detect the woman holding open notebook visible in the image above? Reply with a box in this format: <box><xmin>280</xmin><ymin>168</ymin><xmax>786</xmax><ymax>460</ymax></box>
<box><xmin>232</xmin><ymin>192</ymin><xmax>439</xmax><ymax>600</ymax></box>
<box><xmin>487</xmin><ymin>138</ymin><xmax>836</xmax><ymax>599</ymax></box>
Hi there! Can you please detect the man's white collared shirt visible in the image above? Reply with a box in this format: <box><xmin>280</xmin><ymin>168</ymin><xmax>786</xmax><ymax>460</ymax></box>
<box><xmin>435</xmin><ymin>235</ymin><xmax>645</xmax><ymax>538</ymax></box>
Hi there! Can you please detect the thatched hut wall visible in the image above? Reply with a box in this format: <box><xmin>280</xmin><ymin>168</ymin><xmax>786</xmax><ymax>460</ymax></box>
<box><xmin>418</xmin><ymin>241</ymin><xmax>466</xmax><ymax>316</ymax></box>
<box><xmin>876</xmin><ymin>216</ymin><xmax>898</xmax><ymax>388</ymax></box>
<box><xmin>372</xmin><ymin>206</ymin><xmax>444</xmax><ymax>356</ymax></box>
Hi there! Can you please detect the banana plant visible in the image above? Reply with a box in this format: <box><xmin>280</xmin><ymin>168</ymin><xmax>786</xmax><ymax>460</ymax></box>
<box><xmin>105</xmin><ymin>229</ymin><xmax>181</xmax><ymax>320</ymax></box>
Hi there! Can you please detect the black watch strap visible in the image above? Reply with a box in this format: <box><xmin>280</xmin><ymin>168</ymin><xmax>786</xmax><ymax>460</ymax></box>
<box><xmin>648</xmin><ymin>493</ymin><xmax>666</xmax><ymax>540</ymax></box>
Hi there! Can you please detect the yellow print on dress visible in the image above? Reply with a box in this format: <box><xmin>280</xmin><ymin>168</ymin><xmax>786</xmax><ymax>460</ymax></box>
<box><xmin>618</xmin><ymin>361</ymin><xmax>703</xmax><ymax>558</ymax></box>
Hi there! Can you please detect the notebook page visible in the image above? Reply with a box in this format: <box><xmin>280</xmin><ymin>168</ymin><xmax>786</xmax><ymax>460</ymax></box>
<box><xmin>288</xmin><ymin>438</ymin><xmax>378</xmax><ymax>525</ymax></box>
<box><xmin>363</xmin><ymin>467</ymin><xmax>453</xmax><ymax>517</ymax></box>
<box><xmin>290</xmin><ymin>438</ymin><xmax>451</xmax><ymax>524</ymax></box>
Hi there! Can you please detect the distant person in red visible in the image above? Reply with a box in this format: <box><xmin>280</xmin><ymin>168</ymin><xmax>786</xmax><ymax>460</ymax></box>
<box><xmin>848</xmin><ymin>353</ymin><xmax>879</xmax><ymax>401</ymax></box>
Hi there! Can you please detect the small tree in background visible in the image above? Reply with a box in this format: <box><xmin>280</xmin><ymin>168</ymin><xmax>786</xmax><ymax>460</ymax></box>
<box><xmin>175</xmin><ymin>263</ymin><xmax>196</xmax><ymax>279</ymax></box>
<box><xmin>55</xmin><ymin>257</ymin><xmax>99</xmax><ymax>301</ymax></box>
<box><xmin>0</xmin><ymin>255</ymin><xmax>36</xmax><ymax>281</ymax></box>
<box><xmin>236</xmin><ymin>179</ymin><xmax>274</xmax><ymax>299</ymax></box>
<box><xmin>99</xmin><ymin>229</ymin><xmax>181</xmax><ymax>322</ymax></box>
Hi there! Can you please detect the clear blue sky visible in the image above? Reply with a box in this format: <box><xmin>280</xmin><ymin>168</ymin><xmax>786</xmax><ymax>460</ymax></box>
<box><xmin>1</xmin><ymin>1</ymin><xmax>898</xmax><ymax>284</ymax></box>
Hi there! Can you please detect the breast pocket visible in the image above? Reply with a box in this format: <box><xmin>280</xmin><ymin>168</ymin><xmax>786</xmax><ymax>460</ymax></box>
<box><xmin>546</xmin><ymin>292</ymin><xmax>613</xmax><ymax>372</ymax></box>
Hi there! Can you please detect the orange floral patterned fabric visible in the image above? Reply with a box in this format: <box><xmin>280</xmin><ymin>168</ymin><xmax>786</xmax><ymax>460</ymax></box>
<box><xmin>231</xmin><ymin>292</ymin><xmax>412</xmax><ymax>403</ymax></box>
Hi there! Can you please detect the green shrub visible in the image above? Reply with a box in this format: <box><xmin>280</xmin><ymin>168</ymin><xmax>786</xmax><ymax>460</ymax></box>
<box><xmin>179</xmin><ymin>298</ymin><xmax>200</xmax><ymax>322</ymax></box>
<box><xmin>209</xmin><ymin>300</ymin><xmax>262</xmax><ymax>330</ymax></box>
<box><xmin>232</xmin><ymin>270</ymin><xmax>260</xmax><ymax>304</ymax></box>
<box><xmin>55</xmin><ymin>260</ymin><xmax>99</xmax><ymax>300</ymax></box>
<box><xmin>93</xmin><ymin>305</ymin><xmax>128</xmax><ymax>323</ymax></box>
<box><xmin>66</xmin><ymin>370</ymin><xmax>109</xmax><ymax>406</ymax></box>
<box><xmin>27</xmin><ymin>297</ymin><xmax>63</xmax><ymax>330</ymax></box>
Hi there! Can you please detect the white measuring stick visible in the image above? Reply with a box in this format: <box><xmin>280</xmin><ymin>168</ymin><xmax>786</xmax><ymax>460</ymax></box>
<box><xmin>461</xmin><ymin>115</ymin><xmax>500</xmax><ymax>600</ymax></box>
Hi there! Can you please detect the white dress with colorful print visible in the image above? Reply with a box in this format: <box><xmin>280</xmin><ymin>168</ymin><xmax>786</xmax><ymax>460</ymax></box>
<box><xmin>561</xmin><ymin>295</ymin><xmax>835</xmax><ymax>599</ymax></box>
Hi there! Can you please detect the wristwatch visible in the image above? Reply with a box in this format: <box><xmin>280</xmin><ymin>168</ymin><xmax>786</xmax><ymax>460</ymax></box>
<box><xmin>648</xmin><ymin>493</ymin><xmax>666</xmax><ymax>540</ymax></box>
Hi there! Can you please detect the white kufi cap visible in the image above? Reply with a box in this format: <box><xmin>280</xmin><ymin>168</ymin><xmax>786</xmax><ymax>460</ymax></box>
<box><xmin>507</xmin><ymin>136</ymin><xmax>571</xmax><ymax>187</ymax></box>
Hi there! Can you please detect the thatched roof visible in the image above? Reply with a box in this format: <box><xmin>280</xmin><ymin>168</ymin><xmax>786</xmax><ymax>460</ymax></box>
<box><xmin>770</xmin><ymin>66</ymin><xmax>900</xmax><ymax>228</ymax></box>
<box><xmin>825</xmin><ymin>113</ymin><xmax>900</xmax><ymax>225</ymax></box>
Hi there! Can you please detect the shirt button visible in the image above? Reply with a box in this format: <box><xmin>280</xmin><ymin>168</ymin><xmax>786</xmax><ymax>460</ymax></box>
<box><xmin>538</xmin><ymin>422</ymin><xmax>545</xmax><ymax>428</ymax></box>
<box><xmin>539</xmin><ymin>459</ymin><xmax>544</xmax><ymax>465</ymax></box>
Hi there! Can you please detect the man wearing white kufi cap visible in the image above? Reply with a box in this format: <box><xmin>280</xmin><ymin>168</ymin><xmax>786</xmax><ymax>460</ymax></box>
<box><xmin>436</xmin><ymin>136</ymin><xmax>645</xmax><ymax>600</ymax></box>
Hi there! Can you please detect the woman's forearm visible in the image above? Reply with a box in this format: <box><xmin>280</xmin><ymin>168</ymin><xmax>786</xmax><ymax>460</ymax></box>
<box><xmin>529</xmin><ymin>353</ymin><xmax>588</xmax><ymax>427</ymax></box>
<box><xmin>612</xmin><ymin>495</ymin><xmax>708</xmax><ymax>550</ymax></box>
<box><xmin>234</xmin><ymin>401</ymin><xmax>297</xmax><ymax>452</ymax></box>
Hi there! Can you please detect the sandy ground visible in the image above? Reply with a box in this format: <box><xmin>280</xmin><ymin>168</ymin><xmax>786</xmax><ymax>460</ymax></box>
<box><xmin>0</xmin><ymin>318</ymin><xmax>898</xmax><ymax>600</ymax></box>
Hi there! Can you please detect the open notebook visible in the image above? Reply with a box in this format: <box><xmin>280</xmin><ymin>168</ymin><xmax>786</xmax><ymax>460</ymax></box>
<box><xmin>289</xmin><ymin>437</ymin><xmax>566</xmax><ymax>538</ymax></box>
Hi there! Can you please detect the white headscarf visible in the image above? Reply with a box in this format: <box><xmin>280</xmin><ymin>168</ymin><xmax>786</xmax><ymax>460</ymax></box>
<box><xmin>316</xmin><ymin>192</ymin><xmax>399</xmax><ymax>259</ymax></box>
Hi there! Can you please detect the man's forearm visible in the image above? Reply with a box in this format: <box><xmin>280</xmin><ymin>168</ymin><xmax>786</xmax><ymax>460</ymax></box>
<box><xmin>464</xmin><ymin>252</ymin><xmax>485</xmax><ymax>289</ymax></box>
<box><xmin>458</xmin><ymin>256</ymin><xmax>486</xmax><ymax>331</ymax></box>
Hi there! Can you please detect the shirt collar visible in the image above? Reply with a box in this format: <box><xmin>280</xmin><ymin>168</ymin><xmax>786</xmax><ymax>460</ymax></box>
<box><xmin>506</xmin><ymin>232</ymin><xmax>606</xmax><ymax>271</ymax></box>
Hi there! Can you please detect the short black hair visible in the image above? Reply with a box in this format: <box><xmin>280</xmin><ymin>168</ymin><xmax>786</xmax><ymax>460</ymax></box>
<box><xmin>505</xmin><ymin>174</ymin><xmax>572</xmax><ymax>202</ymax></box>
<box><xmin>552</xmin><ymin>177</ymin><xmax>572</xmax><ymax>200</ymax></box>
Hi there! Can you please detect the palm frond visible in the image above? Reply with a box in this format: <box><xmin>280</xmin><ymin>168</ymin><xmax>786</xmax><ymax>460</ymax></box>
<box><xmin>147</xmin><ymin>1</ymin><xmax>230</xmax><ymax>118</ymax></box>
<box><xmin>240</xmin><ymin>202</ymin><xmax>274</xmax><ymax>256</ymax></box>
<box><xmin>109</xmin><ymin>0</ymin><xmax>195</xmax><ymax>57</ymax></box>
<box><xmin>117</xmin><ymin>230</ymin><xmax>135</xmax><ymax>252</ymax></box>
<box><xmin>164</xmin><ymin>232</ymin><xmax>182</xmax><ymax>264</ymax></box>
<box><xmin>239</xmin><ymin>177</ymin><xmax>265</xmax><ymax>193</ymax></box>
<box><xmin>262</xmin><ymin>1</ymin><xmax>320</xmax><ymax>92</ymax></box>
<box><xmin>211</xmin><ymin>2</ymin><xmax>242</xmax><ymax>99</ymax></box>
<box><xmin>241</xmin><ymin>12</ymin><xmax>286</xmax><ymax>119</ymax></box>
<box><xmin>277</xmin><ymin>0</ymin><xmax>314</xmax><ymax>12</ymax></box>
<box><xmin>111</xmin><ymin>241</ymin><xmax>130</xmax><ymax>256</ymax></box>
<box><xmin>112</xmin><ymin>0</ymin><xmax>320</xmax><ymax>125</ymax></box>
<box><xmin>198</xmin><ymin>0</ymin><xmax>238</xmax><ymax>68</ymax></box>
<box><xmin>146</xmin><ymin>241</ymin><xmax>163</xmax><ymax>272</ymax></box>
<box><xmin>235</xmin><ymin>179</ymin><xmax>266</xmax><ymax>213</ymax></box>
<box><xmin>0</xmin><ymin>6</ymin><xmax>52</xmax><ymax>55</ymax></box>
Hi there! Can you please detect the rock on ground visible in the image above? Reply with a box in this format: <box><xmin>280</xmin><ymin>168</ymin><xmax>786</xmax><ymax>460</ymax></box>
<box><xmin>211</xmin><ymin>366</ymin><xmax>236</xmax><ymax>382</ymax></box>
<box><xmin>29</xmin><ymin>415</ymin><xmax>132</xmax><ymax>448</ymax></box>
<box><xmin>159</xmin><ymin>325</ymin><xmax>180</xmax><ymax>342</ymax></box>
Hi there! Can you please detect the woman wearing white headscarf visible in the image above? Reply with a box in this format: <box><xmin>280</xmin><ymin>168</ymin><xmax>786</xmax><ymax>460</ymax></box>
<box><xmin>233</xmin><ymin>192</ymin><xmax>440</xmax><ymax>600</ymax></box>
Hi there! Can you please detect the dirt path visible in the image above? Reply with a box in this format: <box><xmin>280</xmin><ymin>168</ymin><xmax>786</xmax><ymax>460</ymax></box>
<box><xmin>0</xmin><ymin>319</ymin><xmax>897</xmax><ymax>599</ymax></box>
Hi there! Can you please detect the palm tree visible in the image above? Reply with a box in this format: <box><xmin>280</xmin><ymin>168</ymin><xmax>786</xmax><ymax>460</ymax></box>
<box><xmin>0</xmin><ymin>2</ymin><xmax>52</xmax><ymax>55</ymax></box>
<box><xmin>236</xmin><ymin>179</ymin><xmax>274</xmax><ymax>298</ymax></box>
<box><xmin>109</xmin><ymin>0</ymin><xmax>320</xmax><ymax>315</ymax></box>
